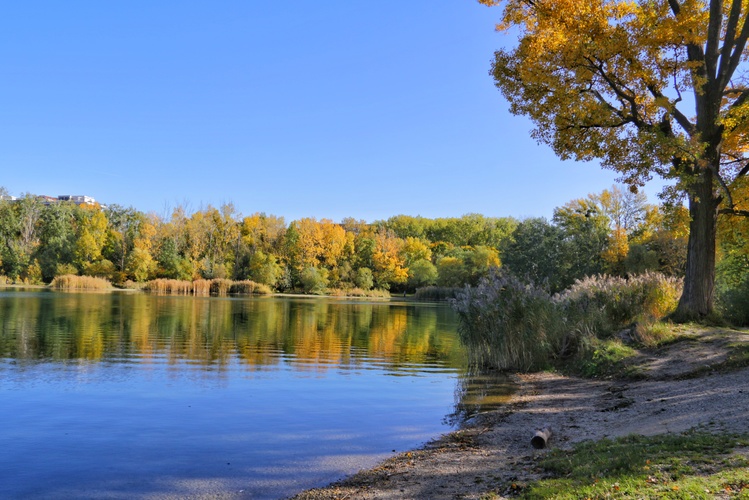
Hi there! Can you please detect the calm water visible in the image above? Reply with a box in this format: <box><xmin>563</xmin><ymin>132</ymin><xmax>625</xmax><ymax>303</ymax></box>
<box><xmin>0</xmin><ymin>290</ymin><xmax>508</xmax><ymax>499</ymax></box>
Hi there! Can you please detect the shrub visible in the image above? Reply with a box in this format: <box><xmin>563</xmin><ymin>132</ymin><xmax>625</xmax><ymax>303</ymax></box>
<box><xmin>354</xmin><ymin>267</ymin><xmax>374</xmax><ymax>291</ymax></box>
<box><xmin>452</xmin><ymin>271</ymin><xmax>682</xmax><ymax>374</ymax></box>
<box><xmin>50</xmin><ymin>274</ymin><xmax>112</xmax><ymax>291</ymax></box>
<box><xmin>555</xmin><ymin>272</ymin><xmax>682</xmax><ymax>337</ymax></box>
<box><xmin>414</xmin><ymin>286</ymin><xmax>462</xmax><ymax>301</ymax></box>
<box><xmin>451</xmin><ymin>271</ymin><xmax>563</xmax><ymax>372</ymax></box>
<box><xmin>716</xmin><ymin>277</ymin><xmax>749</xmax><ymax>326</ymax></box>
<box><xmin>300</xmin><ymin>267</ymin><xmax>329</xmax><ymax>295</ymax></box>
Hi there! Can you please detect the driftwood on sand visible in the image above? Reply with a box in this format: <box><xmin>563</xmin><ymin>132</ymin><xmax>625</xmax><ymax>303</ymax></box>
<box><xmin>531</xmin><ymin>426</ymin><xmax>552</xmax><ymax>449</ymax></box>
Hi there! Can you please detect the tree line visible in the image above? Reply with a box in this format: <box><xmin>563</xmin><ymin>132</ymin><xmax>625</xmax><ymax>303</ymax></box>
<box><xmin>0</xmin><ymin>185</ymin><xmax>701</xmax><ymax>295</ymax></box>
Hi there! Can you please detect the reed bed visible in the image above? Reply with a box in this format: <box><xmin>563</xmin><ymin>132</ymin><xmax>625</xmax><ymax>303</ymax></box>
<box><xmin>192</xmin><ymin>279</ymin><xmax>211</xmax><ymax>296</ymax></box>
<box><xmin>210</xmin><ymin>278</ymin><xmax>232</xmax><ymax>296</ymax></box>
<box><xmin>144</xmin><ymin>278</ymin><xmax>273</xmax><ymax>296</ymax></box>
<box><xmin>327</xmin><ymin>287</ymin><xmax>391</xmax><ymax>298</ymax></box>
<box><xmin>0</xmin><ymin>275</ymin><xmax>9</xmax><ymax>285</ymax></box>
<box><xmin>143</xmin><ymin>279</ymin><xmax>194</xmax><ymax>295</ymax></box>
<box><xmin>50</xmin><ymin>274</ymin><xmax>112</xmax><ymax>291</ymax></box>
<box><xmin>229</xmin><ymin>280</ymin><xmax>273</xmax><ymax>295</ymax></box>
<box><xmin>452</xmin><ymin>271</ymin><xmax>682</xmax><ymax>372</ymax></box>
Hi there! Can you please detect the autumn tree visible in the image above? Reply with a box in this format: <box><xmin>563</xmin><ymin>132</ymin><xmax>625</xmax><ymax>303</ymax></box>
<box><xmin>484</xmin><ymin>0</ymin><xmax>749</xmax><ymax>319</ymax></box>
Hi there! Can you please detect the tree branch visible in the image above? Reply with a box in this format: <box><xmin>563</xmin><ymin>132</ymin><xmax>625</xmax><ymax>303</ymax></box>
<box><xmin>646</xmin><ymin>85</ymin><xmax>696</xmax><ymax>136</ymax></box>
<box><xmin>719</xmin><ymin>208</ymin><xmax>749</xmax><ymax>217</ymax></box>
<box><xmin>718</xmin><ymin>9</ymin><xmax>749</xmax><ymax>91</ymax></box>
<box><xmin>667</xmin><ymin>0</ymin><xmax>682</xmax><ymax>15</ymax></box>
<box><xmin>586</xmin><ymin>57</ymin><xmax>645</xmax><ymax>127</ymax></box>
<box><xmin>705</xmin><ymin>0</ymin><xmax>723</xmax><ymax>80</ymax></box>
<box><xmin>717</xmin><ymin>0</ymin><xmax>743</xmax><ymax>85</ymax></box>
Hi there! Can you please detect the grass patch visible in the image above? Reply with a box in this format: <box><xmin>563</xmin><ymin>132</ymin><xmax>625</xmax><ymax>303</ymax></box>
<box><xmin>520</xmin><ymin>432</ymin><xmax>749</xmax><ymax>499</ymax></box>
<box><xmin>50</xmin><ymin>274</ymin><xmax>112</xmax><ymax>290</ymax></box>
<box><xmin>632</xmin><ymin>321</ymin><xmax>680</xmax><ymax>348</ymax></box>
<box><xmin>571</xmin><ymin>339</ymin><xmax>640</xmax><ymax>379</ymax></box>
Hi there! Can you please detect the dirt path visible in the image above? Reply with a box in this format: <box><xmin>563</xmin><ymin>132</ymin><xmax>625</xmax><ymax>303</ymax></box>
<box><xmin>292</xmin><ymin>327</ymin><xmax>749</xmax><ymax>499</ymax></box>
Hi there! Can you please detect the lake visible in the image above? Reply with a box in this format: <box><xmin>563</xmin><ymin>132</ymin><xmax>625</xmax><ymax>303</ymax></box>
<box><xmin>0</xmin><ymin>289</ymin><xmax>508</xmax><ymax>499</ymax></box>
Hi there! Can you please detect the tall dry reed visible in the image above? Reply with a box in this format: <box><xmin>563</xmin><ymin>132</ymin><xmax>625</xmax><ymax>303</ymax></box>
<box><xmin>144</xmin><ymin>278</ymin><xmax>273</xmax><ymax>296</ymax></box>
<box><xmin>229</xmin><ymin>280</ymin><xmax>273</xmax><ymax>295</ymax></box>
<box><xmin>50</xmin><ymin>274</ymin><xmax>112</xmax><ymax>291</ymax></box>
<box><xmin>451</xmin><ymin>271</ymin><xmax>563</xmax><ymax>372</ymax></box>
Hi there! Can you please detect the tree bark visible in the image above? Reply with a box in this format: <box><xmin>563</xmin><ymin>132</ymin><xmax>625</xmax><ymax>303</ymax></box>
<box><xmin>675</xmin><ymin>167</ymin><xmax>718</xmax><ymax>320</ymax></box>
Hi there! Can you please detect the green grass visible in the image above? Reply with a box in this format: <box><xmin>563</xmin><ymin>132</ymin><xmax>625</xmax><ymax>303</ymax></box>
<box><xmin>518</xmin><ymin>432</ymin><xmax>749</xmax><ymax>499</ymax></box>
<box><xmin>567</xmin><ymin>339</ymin><xmax>641</xmax><ymax>379</ymax></box>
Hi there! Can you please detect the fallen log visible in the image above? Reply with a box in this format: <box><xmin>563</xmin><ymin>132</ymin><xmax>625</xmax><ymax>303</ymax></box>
<box><xmin>531</xmin><ymin>426</ymin><xmax>552</xmax><ymax>449</ymax></box>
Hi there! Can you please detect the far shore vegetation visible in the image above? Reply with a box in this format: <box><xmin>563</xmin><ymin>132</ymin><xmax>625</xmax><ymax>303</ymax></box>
<box><xmin>1</xmin><ymin>183</ymin><xmax>749</xmax><ymax>316</ymax></box>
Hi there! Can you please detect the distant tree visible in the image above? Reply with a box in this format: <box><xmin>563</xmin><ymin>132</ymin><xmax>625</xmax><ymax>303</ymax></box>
<box><xmin>501</xmin><ymin>218</ymin><xmax>569</xmax><ymax>292</ymax></box>
<box><xmin>354</xmin><ymin>267</ymin><xmax>374</xmax><ymax>291</ymax></box>
<box><xmin>407</xmin><ymin>258</ymin><xmax>438</xmax><ymax>289</ymax></box>
<box><xmin>300</xmin><ymin>266</ymin><xmax>329</xmax><ymax>294</ymax></box>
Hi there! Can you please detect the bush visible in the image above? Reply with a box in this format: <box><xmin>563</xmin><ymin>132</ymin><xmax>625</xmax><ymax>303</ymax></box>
<box><xmin>414</xmin><ymin>286</ymin><xmax>462</xmax><ymax>301</ymax></box>
<box><xmin>300</xmin><ymin>267</ymin><xmax>329</xmax><ymax>295</ymax></box>
<box><xmin>451</xmin><ymin>271</ymin><xmax>682</xmax><ymax>373</ymax></box>
<box><xmin>451</xmin><ymin>271</ymin><xmax>564</xmax><ymax>372</ymax></box>
<box><xmin>716</xmin><ymin>277</ymin><xmax>749</xmax><ymax>326</ymax></box>
<box><xmin>554</xmin><ymin>272</ymin><xmax>683</xmax><ymax>336</ymax></box>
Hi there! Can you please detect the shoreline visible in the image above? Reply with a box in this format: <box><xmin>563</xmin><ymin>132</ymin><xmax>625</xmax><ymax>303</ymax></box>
<box><xmin>292</xmin><ymin>326</ymin><xmax>749</xmax><ymax>499</ymax></box>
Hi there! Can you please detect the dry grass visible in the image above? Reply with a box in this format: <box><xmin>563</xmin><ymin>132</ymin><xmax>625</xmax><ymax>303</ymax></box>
<box><xmin>143</xmin><ymin>279</ymin><xmax>194</xmax><ymax>295</ymax></box>
<box><xmin>327</xmin><ymin>287</ymin><xmax>391</xmax><ymax>298</ymax></box>
<box><xmin>229</xmin><ymin>280</ymin><xmax>273</xmax><ymax>295</ymax></box>
<box><xmin>192</xmin><ymin>279</ymin><xmax>211</xmax><ymax>296</ymax></box>
<box><xmin>144</xmin><ymin>278</ymin><xmax>273</xmax><ymax>296</ymax></box>
<box><xmin>50</xmin><ymin>274</ymin><xmax>112</xmax><ymax>290</ymax></box>
<box><xmin>210</xmin><ymin>278</ymin><xmax>232</xmax><ymax>296</ymax></box>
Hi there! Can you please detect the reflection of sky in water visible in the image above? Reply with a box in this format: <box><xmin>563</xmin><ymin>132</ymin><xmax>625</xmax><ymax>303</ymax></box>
<box><xmin>0</xmin><ymin>292</ymin><xmax>469</xmax><ymax>499</ymax></box>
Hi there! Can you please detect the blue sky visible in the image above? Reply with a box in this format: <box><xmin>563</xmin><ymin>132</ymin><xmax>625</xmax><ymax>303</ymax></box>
<box><xmin>0</xmin><ymin>1</ymin><xmax>662</xmax><ymax>222</ymax></box>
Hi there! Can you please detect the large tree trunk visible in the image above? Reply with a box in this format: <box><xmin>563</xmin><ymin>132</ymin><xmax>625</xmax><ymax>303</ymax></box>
<box><xmin>674</xmin><ymin>168</ymin><xmax>718</xmax><ymax>320</ymax></box>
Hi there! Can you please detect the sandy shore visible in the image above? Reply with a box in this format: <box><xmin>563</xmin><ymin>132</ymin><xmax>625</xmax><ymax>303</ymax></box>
<box><xmin>291</xmin><ymin>326</ymin><xmax>749</xmax><ymax>499</ymax></box>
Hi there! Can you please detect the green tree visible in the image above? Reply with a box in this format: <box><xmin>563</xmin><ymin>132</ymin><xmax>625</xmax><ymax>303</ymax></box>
<box><xmin>300</xmin><ymin>266</ymin><xmax>329</xmax><ymax>294</ymax></box>
<box><xmin>501</xmin><ymin>218</ymin><xmax>569</xmax><ymax>292</ymax></box>
<box><xmin>407</xmin><ymin>258</ymin><xmax>438</xmax><ymax>289</ymax></box>
<box><xmin>36</xmin><ymin>202</ymin><xmax>77</xmax><ymax>281</ymax></box>
<box><xmin>354</xmin><ymin>267</ymin><xmax>374</xmax><ymax>290</ymax></box>
<box><xmin>248</xmin><ymin>250</ymin><xmax>282</xmax><ymax>288</ymax></box>
<box><xmin>485</xmin><ymin>0</ymin><xmax>749</xmax><ymax>319</ymax></box>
